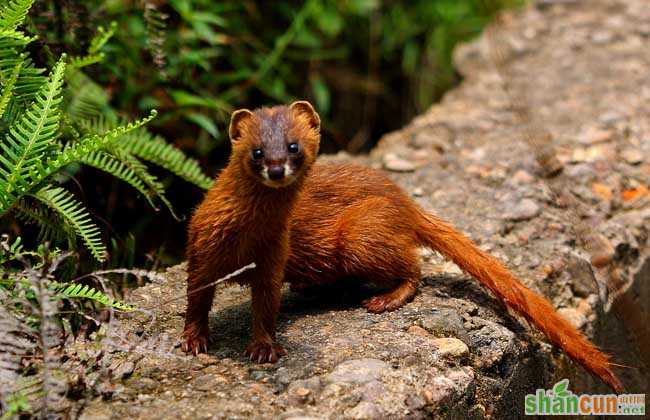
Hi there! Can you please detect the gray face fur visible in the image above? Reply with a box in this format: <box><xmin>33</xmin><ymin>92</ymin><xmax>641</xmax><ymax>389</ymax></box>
<box><xmin>249</xmin><ymin>107</ymin><xmax>305</xmax><ymax>188</ymax></box>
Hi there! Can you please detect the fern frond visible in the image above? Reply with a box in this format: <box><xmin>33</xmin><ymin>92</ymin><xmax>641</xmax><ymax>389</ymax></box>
<box><xmin>12</xmin><ymin>198</ymin><xmax>74</xmax><ymax>245</ymax></box>
<box><xmin>67</xmin><ymin>22</ymin><xmax>116</xmax><ymax>71</ymax></box>
<box><xmin>69</xmin><ymin>53</ymin><xmax>104</xmax><ymax>69</ymax></box>
<box><xmin>30</xmin><ymin>186</ymin><xmax>106</xmax><ymax>262</ymax></box>
<box><xmin>10</xmin><ymin>59</ymin><xmax>46</xmax><ymax>102</ymax></box>
<box><xmin>51</xmin><ymin>110</ymin><xmax>158</xmax><ymax>172</ymax></box>
<box><xmin>52</xmin><ymin>282</ymin><xmax>134</xmax><ymax>311</ymax></box>
<box><xmin>0</xmin><ymin>53</ymin><xmax>23</xmax><ymax>118</ymax></box>
<box><xmin>0</xmin><ymin>0</ymin><xmax>36</xmax><ymax>32</ymax></box>
<box><xmin>122</xmin><ymin>129</ymin><xmax>213</xmax><ymax>189</ymax></box>
<box><xmin>78</xmin><ymin>150</ymin><xmax>158</xmax><ymax>209</ymax></box>
<box><xmin>0</xmin><ymin>110</ymin><xmax>158</xmax><ymax>216</ymax></box>
<box><xmin>111</xmin><ymin>148</ymin><xmax>179</xmax><ymax>218</ymax></box>
<box><xmin>0</xmin><ymin>55</ymin><xmax>66</xmax><ymax>195</ymax></box>
<box><xmin>64</xmin><ymin>70</ymin><xmax>115</xmax><ymax>123</ymax></box>
<box><xmin>88</xmin><ymin>22</ymin><xmax>117</xmax><ymax>55</ymax></box>
<box><xmin>0</xmin><ymin>28</ymin><xmax>34</xmax><ymax>44</ymax></box>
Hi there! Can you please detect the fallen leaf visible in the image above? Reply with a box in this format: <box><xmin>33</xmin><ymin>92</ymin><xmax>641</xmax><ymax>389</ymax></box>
<box><xmin>591</xmin><ymin>182</ymin><xmax>613</xmax><ymax>201</ymax></box>
<box><xmin>621</xmin><ymin>185</ymin><xmax>648</xmax><ymax>202</ymax></box>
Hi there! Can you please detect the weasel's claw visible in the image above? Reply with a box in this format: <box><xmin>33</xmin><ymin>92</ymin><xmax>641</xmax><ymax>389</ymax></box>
<box><xmin>181</xmin><ymin>325</ymin><xmax>210</xmax><ymax>355</ymax></box>
<box><xmin>245</xmin><ymin>341</ymin><xmax>286</xmax><ymax>364</ymax></box>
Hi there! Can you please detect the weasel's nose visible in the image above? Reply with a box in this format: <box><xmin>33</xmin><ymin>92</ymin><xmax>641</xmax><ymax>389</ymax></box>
<box><xmin>267</xmin><ymin>166</ymin><xmax>285</xmax><ymax>180</ymax></box>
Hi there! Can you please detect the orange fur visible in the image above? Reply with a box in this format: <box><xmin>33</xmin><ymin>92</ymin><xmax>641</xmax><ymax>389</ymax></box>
<box><xmin>183</xmin><ymin>103</ymin><xmax>622</xmax><ymax>392</ymax></box>
<box><xmin>182</xmin><ymin>103</ymin><xmax>319</xmax><ymax>361</ymax></box>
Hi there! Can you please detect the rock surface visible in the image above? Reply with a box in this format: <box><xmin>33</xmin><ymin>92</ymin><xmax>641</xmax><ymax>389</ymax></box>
<box><xmin>80</xmin><ymin>0</ymin><xmax>649</xmax><ymax>418</ymax></box>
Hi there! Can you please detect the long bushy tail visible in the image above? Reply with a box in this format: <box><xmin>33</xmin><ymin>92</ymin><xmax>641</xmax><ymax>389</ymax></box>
<box><xmin>414</xmin><ymin>209</ymin><xmax>623</xmax><ymax>392</ymax></box>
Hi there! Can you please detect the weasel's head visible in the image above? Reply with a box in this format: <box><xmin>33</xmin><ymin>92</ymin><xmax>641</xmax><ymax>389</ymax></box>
<box><xmin>228</xmin><ymin>101</ymin><xmax>321</xmax><ymax>188</ymax></box>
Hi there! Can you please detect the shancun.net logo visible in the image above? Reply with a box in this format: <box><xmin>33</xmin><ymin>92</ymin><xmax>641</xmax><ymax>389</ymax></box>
<box><xmin>525</xmin><ymin>379</ymin><xmax>645</xmax><ymax>416</ymax></box>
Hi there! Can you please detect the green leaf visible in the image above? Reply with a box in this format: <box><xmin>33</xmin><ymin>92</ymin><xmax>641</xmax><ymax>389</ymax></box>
<box><xmin>78</xmin><ymin>150</ymin><xmax>158</xmax><ymax>209</ymax></box>
<box><xmin>184</xmin><ymin>112</ymin><xmax>219</xmax><ymax>139</ymax></box>
<box><xmin>53</xmin><ymin>282</ymin><xmax>134</xmax><ymax>311</ymax></box>
<box><xmin>344</xmin><ymin>0</ymin><xmax>379</xmax><ymax>15</ymax></box>
<box><xmin>120</xmin><ymin>128</ymin><xmax>213</xmax><ymax>190</ymax></box>
<box><xmin>0</xmin><ymin>0</ymin><xmax>36</xmax><ymax>32</ymax></box>
<box><xmin>0</xmin><ymin>53</ymin><xmax>23</xmax><ymax>118</ymax></box>
<box><xmin>169</xmin><ymin>89</ymin><xmax>232</xmax><ymax>112</ymax></box>
<box><xmin>402</xmin><ymin>41</ymin><xmax>419</xmax><ymax>75</ymax></box>
<box><xmin>88</xmin><ymin>22</ymin><xmax>117</xmax><ymax>55</ymax></box>
<box><xmin>13</xmin><ymin>198</ymin><xmax>74</xmax><ymax>245</ymax></box>
<box><xmin>31</xmin><ymin>186</ymin><xmax>106</xmax><ymax>262</ymax></box>
<box><xmin>109</xmin><ymin>148</ymin><xmax>179</xmax><ymax>219</ymax></box>
<box><xmin>65</xmin><ymin>70</ymin><xmax>116</xmax><ymax>123</ymax></box>
<box><xmin>310</xmin><ymin>76</ymin><xmax>330</xmax><ymax>115</ymax></box>
<box><xmin>69</xmin><ymin>53</ymin><xmax>104</xmax><ymax>70</ymax></box>
<box><xmin>0</xmin><ymin>55</ymin><xmax>66</xmax><ymax>194</ymax></box>
<box><xmin>0</xmin><ymin>110</ymin><xmax>158</xmax><ymax>216</ymax></box>
<box><xmin>315</xmin><ymin>5</ymin><xmax>343</xmax><ymax>37</ymax></box>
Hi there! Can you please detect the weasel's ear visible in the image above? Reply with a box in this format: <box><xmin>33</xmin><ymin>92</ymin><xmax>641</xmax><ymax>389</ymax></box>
<box><xmin>228</xmin><ymin>108</ymin><xmax>254</xmax><ymax>142</ymax></box>
<box><xmin>290</xmin><ymin>100</ymin><xmax>320</xmax><ymax>131</ymax></box>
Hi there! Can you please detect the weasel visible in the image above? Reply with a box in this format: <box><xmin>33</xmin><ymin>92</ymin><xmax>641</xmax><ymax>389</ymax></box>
<box><xmin>182</xmin><ymin>101</ymin><xmax>622</xmax><ymax>392</ymax></box>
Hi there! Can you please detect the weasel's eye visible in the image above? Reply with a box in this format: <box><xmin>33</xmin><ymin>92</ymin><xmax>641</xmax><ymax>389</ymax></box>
<box><xmin>252</xmin><ymin>149</ymin><xmax>264</xmax><ymax>160</ymax></box>
<box><xmin>288</xmin><ymin>143</ymin><xmax>300</xmax><ymax>154</ymax></box>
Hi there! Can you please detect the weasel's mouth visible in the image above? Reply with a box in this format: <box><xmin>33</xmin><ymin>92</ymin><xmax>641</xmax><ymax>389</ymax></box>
<box><xmin>260</xmin><ymin>163</ymin><xmax>298</xmax><ymax>188</ymax></box>
<box><xmin>260</xmin><ymin>174</ymin><xmax>298</xmax><ymax>188</ymax></box>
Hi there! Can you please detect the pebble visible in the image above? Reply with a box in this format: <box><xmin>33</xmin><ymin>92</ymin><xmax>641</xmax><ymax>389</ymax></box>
<box><xmin>424</xmin><ymin>376</ymin><xmax>455</xmax><ymax>405</ymax></box>
<box><xmin>599</xmin><ymin>111</ymin><xmax>624</xmax><ymax>124</ymax></box>
<box><xmin>287</xmin><ymin>387</ymin><xmax>311</xmax><ymax>405</ymax></box>
<box><xmin>441</xmin><ymin>260</ymin><xmax>463</xmax><ymax>275</ymax></box>
<box><xmin>346</xmin><ymin>401</ymin><xmax>384</xmax><ymax>420</ymax></box>
<box><xmin>419</xmin><ymin>308</ymin><xmax>471</xmax><ymax>345</ymax></box>
<box><xmin>382</xmin><ymin>153</ymin><xmax>416</xmax><ymax>172</ymax></box>
<box><xmin>511</xmin><ymin>169</ymin><xmax>535</xmax><ymax>184</ymax></box>
<box><xmin>405</xmin><ymin>394</ymin><xmax>427</xmax><ymax>410</ymax></box>
<box><xmin>571</xmin><ymin>144</ymin><xmax>616</xmax><ymax>163</ymax></box>
<box><xmin>407</xmin><ymin>325</ymin><xmax>430</xmax><ymax>337</ymax></box>
<box><xmin>565</xmin><ymin>163</ymin><xmax>595</xmax><ymax>178</ymax></box>
<box><xmin>557</xmin><ymin>308</ymin><xmax>587</xmax><ymax>330</ymax></box>
<box><xmin>620</xmin><ymin>147</ymin><xmax>643</xmax><ymax>164</ymax></box>
<box><xmin>591</xmin><ymin>31</ymin><xmax>614</xmax><ymax>44</ymax></box>
<box><xmin>565</xmin><ymin>257</ymin><xmax>598</xmax><ymax>297</ymax></box>
<box><xmin>288</xmin><ymin>376</ymin><xmax>321</xmax><ymax>398</ymax></box>
<box><xmin>412</xmin><ymin>124</ymin><xmax>453</xmax><ymax>150</ymax></box>
<box><xmin>324</xmin><ymin>359</ymin><xmax>389</xmax><ymax>385</ymax></box>
<box><xmin>358</xmin><ymin>380</ymin><xmax>385</xmax><ymax>402</ymax></box>
<box><xmin>576</xmin><ymin>299</ymin><xmax>593</xmax><ymax>317</ymax></box>
<box><xmin>577</xmin><ymin>127</ymin><xmax>613</xmax><ymax>145</ymax></box>
<box><xmin>503</xmin><ymin>199</ymin><xmax>540</xmax><ymax>221</ymax></box>
<box><xmin>431</xmin><ymin>337</ymin><xmax>470</xmax><ymax>358</ymax></box>
<box><xmin>285</xmin><ymin>417</ymin><xmax>322</xmax><ymax>420</ymax></box>
<box><xmin>128</xmin><ymin>377</ymin><xmax>158</xmax><ymax>393</ymax></box>
<box><xmin>591</xmin><ymin>182</ymin><xmax>613</xmax><ymax>201</ymax></box>
<box><xmin>192</xmin><ymin>373</ymin><xmax>226</xmax><ymax>391</ymax></box>
<box><xmin>412</xmin><ymin>187</ymin><xmax>424</xmax><ymax>197</ymax></box>
<box><xmin>112</xmin><ymin>361</ymin><xmax>135</xmax><ymax>380</ymax></box>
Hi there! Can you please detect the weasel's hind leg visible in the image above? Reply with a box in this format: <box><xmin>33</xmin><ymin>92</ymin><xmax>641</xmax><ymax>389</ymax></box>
<box><xmin>336</xmin><ymin>197</ymin><xmax>421</xmax><ymax>313</ymax></box>
<box><xmin>362</xmin><ymin>277</ymin><xmax>418</xmax><ymax>313</ymax></box>
<box><xmin>360</xmin><ymin>247</ymin><xmax>420</xmax><ymax>313</ymax></box>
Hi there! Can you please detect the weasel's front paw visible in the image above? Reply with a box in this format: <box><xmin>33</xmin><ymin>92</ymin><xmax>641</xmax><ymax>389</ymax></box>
<box><xmin>181</xmin><ymin>324</ymin><xmax>209</xmax><ymax>355</ymax></box>
<box><xmin>245</xmin><ymin>340</ymin><xmax>286</xmax><ymax>363</ymax></box>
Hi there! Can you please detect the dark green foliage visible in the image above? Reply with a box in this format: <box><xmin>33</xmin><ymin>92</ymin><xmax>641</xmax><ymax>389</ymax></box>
<box><xmin>52</xmin><ymin>281</ymin><xmax>134</xmax><ymax>311</ymax></box>
<box><xmin>1</xmin><ymin>2</ymin><xmax>212</xmax><ymax>261</ymax></box>
<box><xmin>32</xmin><ymin>0</ymin><xmax>522</xmax><ymax>154</ymax></box>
